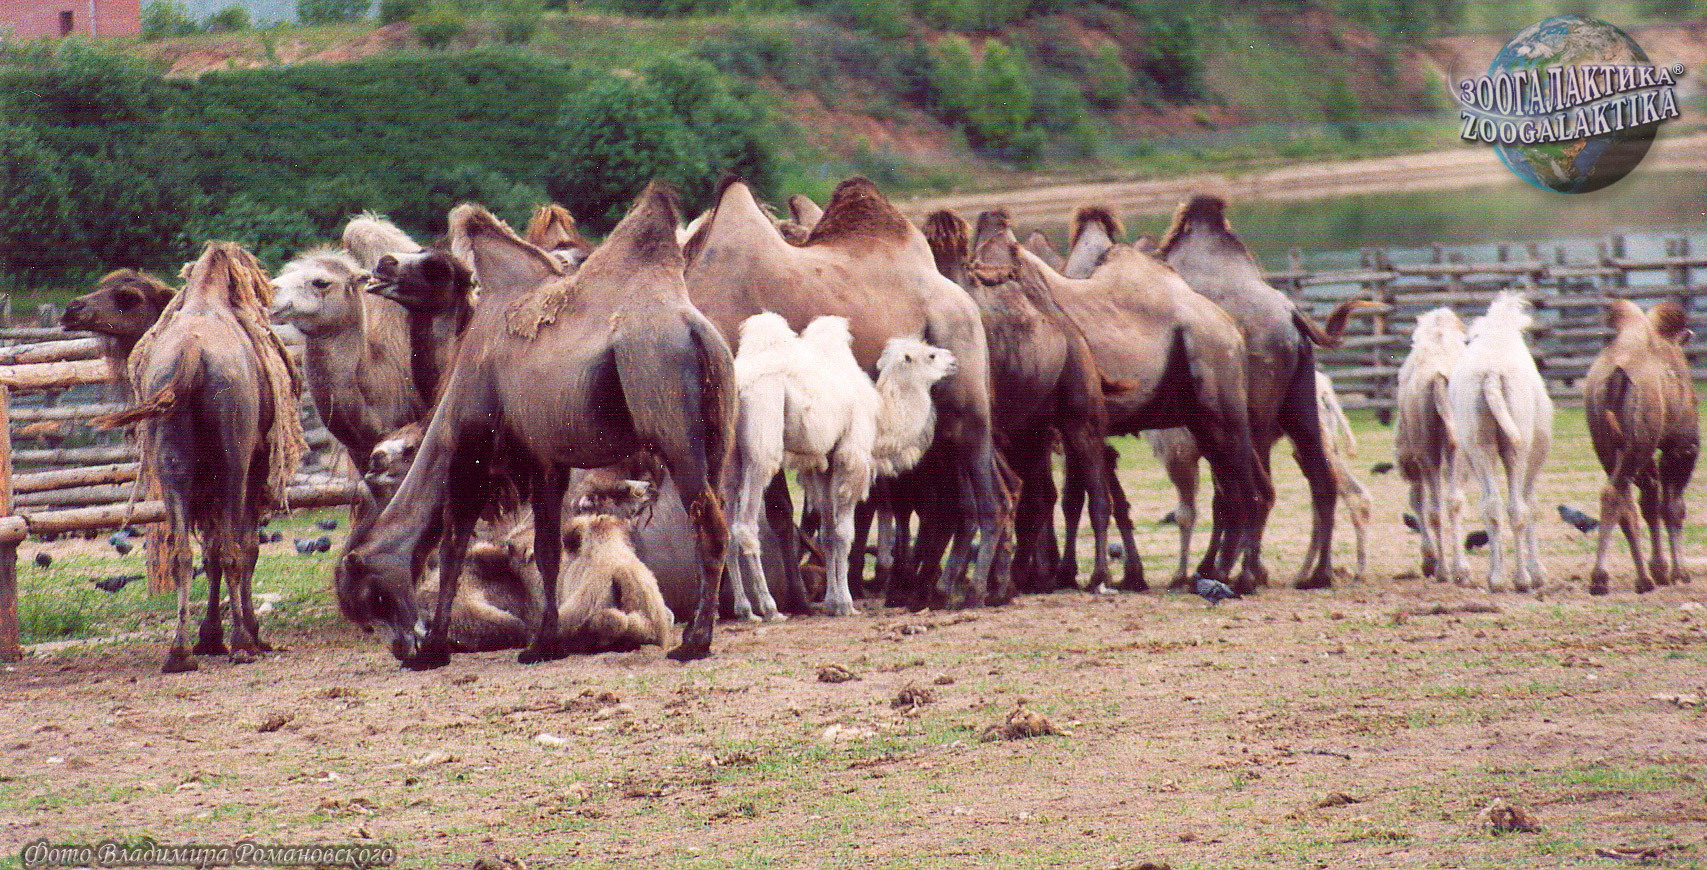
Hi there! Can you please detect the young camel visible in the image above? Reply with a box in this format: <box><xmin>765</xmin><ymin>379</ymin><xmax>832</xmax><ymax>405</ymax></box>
<box><xmin>728</xmin><ymin>312</ymin><xmax>955</xmax><ymax>620</ymax></box>
<box><xmin>95</xmin><ymin>243</ymin><xmax>306</xmax><ymax>672</ymax></box>
<box><xmin>1584</xmin><ymin>298</ymin><xmax>1699</xmax><ymax>595</ymax></box>
<box><xmin>61</xmin><ymin>269</ymin><xmax>177</xmax><ymax>394</ymax></box>
<box><xmin>1394</xmin><ymin>307</ymin><xmax>1470</xmax><ymax>584</ymax></box>
<box><xmin>1147</xmin><ymin>369</ymin><xmax>1373</xmax><ymax>583</ymax></box>
<box><xmin>1448</xmin><ymin>292</ymin><xmax>1552</xmax><ymax>593</ymax></box>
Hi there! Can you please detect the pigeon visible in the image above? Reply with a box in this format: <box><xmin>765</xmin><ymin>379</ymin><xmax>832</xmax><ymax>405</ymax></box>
<box><xmin>106</xmin><ymin>530</ymin><xmax>131</xmax><ymax>548</ymax></box>
<box><xmin>315</xmin><ymin>518</ymin><xmax>339</xmax><ymax>531</ymax></box>
<box><xmin>1107</xmin><ymin>541</ymin><xmax>1125</xmax><ymax>560</ymax></box>
<box><xmin>1370</xmin><ymin>461</ymin><xmax>1395</xmax><ymax>475</ymax></box>
<box><xmin>269</xmin><ymin>531</ymin><xmax>284</xmax><ymax>543</ymax></box>
<box><xmin>314</xmin><ymin>536</ymin><xmax>332</xmax><ymax>552</ymax></box>
<box><xmin>111</xmin><ymin>538</ymin><xmax>132</xmax><ymax>556</ymax></box>
<box><xmin>1464</xmin><ymin>530</ymin><xmax>1489</xmax><ymax>551</ymax></box>
<box><xmin>293</xmin><ymin>538</ymin><xmax>316</xmax><ymax>555</ymax></box>
<box><xmin>1557</xmin><ymin>504</ymin><xmax>1598</xmax><ymax>534</ymax></box>
<box><xmin>33</xmin><ymin>552</ymin><xmax>51</xmax><ymax>569</ymax></box>
<box><xmin>92</xmin><ymin>573</ymin><xmax>142</xmax><ymax>593</ymax></box>
<box><xmin>1192</xmin><ymin>574</ymin><xmax>1242</xmax><ymax>604</ymax></box>
<box><xmin>1157</xmin><ymin>509</ymin><xmax>1178</xmax><ymax>525</ymax></box>
<box><xmin>1403</xmin><ymin>513</ymin><xmax>1421</xmax><ymax>533</ymax></box>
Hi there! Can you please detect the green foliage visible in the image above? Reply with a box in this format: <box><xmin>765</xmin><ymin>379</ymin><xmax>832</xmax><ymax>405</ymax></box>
<box><xmin>1323</xmin><ymin>72</ymin><xmax>1363</xmax><ymax>141</ymax></box>
<box><xmin>588</xmin><ymin>0</ymin><xmax>796</xmax><ymax>16</ymax></box>
<box><xmin>296</xmin><ymin>0</ymin><xmax>371</xmax><ymax>24</ymax></box>
<box><xmin>0</xmin><ymin>125</ymin><xmax>91</xmax><ymax>279</ymax></box>
<box><xmin>1088</xmin><ymin>42</ymin><xmax>1132</xmax><ymax>109</ymax></box>
<box><xmin>377</xmin><ymin>0</ymin><xmax>426</xmax><ymax>23</ymax></box>
<box><xmin>909</xmin><ymin>0</ymin><xmax>1043</xmax><ymax>30</ymax></box>
<box><xmin>386</xmin><ymin>164</ymin><xmax>547</xmax><ymax>237</ymax></box>
<box><xmin>183</xmin><ymin>194</ymin><xmax>321</xmax><ymax>271</ymax></box>
<box><xmin>819</xmin><ymin>0</ymin><xmax>909</xmax><ymax>39</ymax></box>
<box><xmin>1137</xmin><ymin>4</ymin><xmax>1204</xmax><ymax>101</ymax></box>
<box><xmin>204</xmin><ymin>4</ymin><xmax>251</xmax><ymax>32</ymax></box>
<box><xmin>413</xmin><ymin>1</ymin><xmax>466</xmax><ymax>48</ymax></box>
<box><xmin>927</xmin><ymin>36</ymin><xmax>1043</xmax><ymax>163</ymax></box>
<box><xmin>491</xmin><ymin>0</ymin><xmax>543</xmax><ymax>43</ymax></box>
<box><xmin>692</xmin><ymin>24</ymin><xmax>795</xmax><ymax>80</ymax></box>
<box><xmin>141</xmin><ymin>0</ymin><xmax>201</xmax><ymax>39</ymax></box>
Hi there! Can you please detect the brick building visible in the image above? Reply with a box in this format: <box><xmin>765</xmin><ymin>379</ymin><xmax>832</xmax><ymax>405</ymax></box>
<box><xmin>0</xmin><ymin>0</ymin><xmax>140</xmax><ymax>38</ymax></box>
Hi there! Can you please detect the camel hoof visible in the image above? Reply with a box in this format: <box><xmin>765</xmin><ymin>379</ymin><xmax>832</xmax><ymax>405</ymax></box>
<box><xmin>667</xmin><ymin>635</ymin><xmax>711</xmax><ymax>662</ymax></box>
<box><xmin>162</xmin><ymin>650</ymin><xmax>198</xmax><ymax>674</ymax></box>
<box><xmin>1589</xmin><ymin>570</ymin><xmax>1611</xmax><ymax>596</ymax></box>
<box><xmin>192</xmin><ymin>635</ymin><xmax>228</xmax><ymax>657</ymax></box>
<box><xmin>517</xmin><ymin>639</ymin><xmax>567</xmax><ymax>665</ymax></box>
<box><xmin>1635</xmin><ymin>578</ymin><xmax>1655</xmax><ymax>594</ymax></box>
<box><xmin>764</xmin><ymin>612</ymin><xmax>790</xmax><ymax>623</ymax></box>
<box><xmin>404</xmin><ymin>643</ymin><xmax>453</xmax><ymax>671</ymax></box>
<box><xmin>1294</xmin><ymin>574</ymin><xmax>1333</xmax><ymax>591</ymax></box>
<box><xmin>1675</xmin><ymin>569</ymin><xmax>1692</xmax><ymax>585</ymax></box>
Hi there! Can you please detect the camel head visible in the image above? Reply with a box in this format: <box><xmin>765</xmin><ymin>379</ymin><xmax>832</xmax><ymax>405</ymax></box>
<box><xmin>364</xmin><ymin>422</ymin><xmax>424</xmax><ymax>507</ymax></box>
<box><xmin>341</xmin><ymin>212</ymin><xmax>421</xmax><ymax>271</ymax></box>
<box><xmin>572</xmin><ymin>474</ymin><xmax>660</xmax><ymax>520</ymax></box>
<box><xmin>270</xmin><ymin>247</ymin><xmax>372</xmax><ymax>335</ymax></box>
<box><xmin>369</xmin><ymin>248</ymin><xmax>475</xmax><ymax>315</ymax></box>
<box><xmin>526</xmin><ymin>204</ymin><xmax>593</xmax><ymax>272</ymax></box>
<box><xmin>333</xmin><ymin>540</ymin><xmax>424</xmax><ymax>661</ymax></box>
<box><xmin>968</xmin><ymin>209</ymin><xmax>1024</xmax><ymax>285</ymax></box>
<box><xmin>878</xmin><ymin>335</ymin><xmax>958</xmax><ymax>386</ymax></box>
<box><xmin>63</xmin><ymin>269</ymin><xmax>175</xmax><ymax>340</ymax></box>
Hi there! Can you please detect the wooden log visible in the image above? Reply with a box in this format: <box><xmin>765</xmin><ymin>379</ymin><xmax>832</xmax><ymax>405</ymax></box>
<box><xmin>14</xmin><ymin>444</ymin><xmax>138</xmax><ymax>466</ymax></box>
<box><xmin>8</xmin><ymin>403</ymin><xmax>125</xmax><ymax>424</ymax></box>
<box><xmin>12</xmin><ymin>463</ymin><xmax>139</xmax><ymax>494</ymax></box>
<box><xmin>0</xmin><ymin>358</ymin><xmax>113</xmax><ymax>391</ymax></box>
<box><xmin>0</xmin><ymin>327</ymin><xmax>84</xmax><ymax>344</ymax></box>
<box><xmin>0</xmin><ymin>336</ymin><xmax>102</xmax><ymax>365</ymax></box>
<box><xmin>14</xmin><ymin>484</ymin><xmax>136</xmax><ymax>509</ymax></box>
<box><xmin>0</xmin><ymin>385</ymin><xmax>18</xmax><ymax>662</ymax></box>
<box><xmin>0</xmin><ymin>480</ymin><xmax>364</xmax><ymax>544</ymax></box>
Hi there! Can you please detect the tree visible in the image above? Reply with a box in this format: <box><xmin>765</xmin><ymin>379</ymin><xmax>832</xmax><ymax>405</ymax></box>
<box><xmin>0</xmin><ymin>126</ymin><xmax>91</xmax><ymax>278</ymax></box>
<box><xmin>296</xmin><ymin>0</ymin><xmax>371</xmax><ymax>24</ymax></box>
<box><xmin>544</xmin><ymin>74</ymin><xmax>697</xmax><ymax>231</ymax></box>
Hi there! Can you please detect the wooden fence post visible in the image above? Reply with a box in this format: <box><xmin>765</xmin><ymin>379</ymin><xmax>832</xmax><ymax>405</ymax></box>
<box><xmin>0</xmin><ymin>385</ymin><xmax>19</xmax><ymax>662</ymax></box>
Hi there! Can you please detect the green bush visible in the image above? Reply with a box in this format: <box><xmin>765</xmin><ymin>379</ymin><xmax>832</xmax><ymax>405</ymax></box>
<box><xmin>819</xmin><ymin>0</ymin><xmax>909</xmax><ymax>39</ymax></box>
<box><xmin>491</xmin><ymin>0</ymin><xmax>543</xmax><ymax>43</ymax></box>
<box><xmin>378</xmin><ymin>0</ymin><xmax>426</xmax><ymax>23</ymax></box>
<box><xmin>296</xmin><ymin>0</ymin><xmax>371</xmax><ymax>24</ymax></box>
<box><xmin>204</xmin><ymin>4</ymin><xmax>251</xmax><ymax>31</ymax></box>
<box><xmin>413</xmin><ymin>1</ymin><xmax>465</xmax><ymax>47</ymax></box>
<box><xmin>544</xmin><ymin>74</ymin><xmax>696</xmax><ymax>231</ymax></box>
<box><xmin>386</xmin><ymin>163</ymin><xmax>547</xmax><ymax>237</ymax></box>
<box><xmin>0</xmin><ymin>125</ymin><xmax>91</xmax><ymax>278</ymax></box>
<box><xmin>1088</xmin><ymin>42</ymin><xmax>1131</xmax><ymax>109</ymax></box>
<box><xmin>183</xmin><ymin>194</ymin><xmax>322</xmax><ymax>271</ymax></box>
<box><xmin>140</xmin><ymin>0</ymin><xmax>200</xmax><ymax>39</ymax></box>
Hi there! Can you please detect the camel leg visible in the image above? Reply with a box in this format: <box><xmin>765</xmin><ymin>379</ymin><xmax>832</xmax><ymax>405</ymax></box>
<box><xmin>1519</xmin><ymin>429</ymin><xmax>1549</xmax><ymax>591</ymax></box>
<box><xmin>1442</xmin><ymin>449</ymin><xmax>1471</xmax><ymax>585</ymax></box>
<box><xmin>849</xmin><ymin>491</ymin><xmax>876</xmax><ymax>600</ymax></box>
<box><xmin>1243</xmin><ymin>445</ymin><xmax>1279</xmax><ymax>590</ymax></box>
<box><xmin>1659</xmin><ymin>441</ymin><xmax>1697</xmax><ymax>584</ymax></box>
<box><xmin>1409</xmin><ymin>479</ymin><xmax>1438</xmax><ymax>580</ymax></box>
<box><xmin>409</xmin><ymin>456</ymin><xmax>488</xmax><ymax>670</ymax></box>
<box><xmin>192</xmin><ymin>541</ymin><xmax>227</xmax><ymax>657</ymax></box>
<box><xmin>987</xmin><ymin>453</ymin><xmax>1019</xmax><ymax>606</ymax></box>
<box><xmin>820</xmin><ymin>468</ymin><xmax>860</xmax><ymax>618</ymax></box>
<box><xmin>764</xmin><ymin>476</ymin><xmax>810</xmax><ymax>615</ymax></box>
<box><xmin>1010</xmin><ymin>444</ymin><xmax>1054</xmax><ymax>593</ymax></box>
<box><xmin>1333</xmin><ymin>458</ymin><xmax>1372</xmax><ymax>582</ymax></box>
<box><xmin>162</xmin><ymin>527</ymin><xmax>200</xmax><ymax>674</ymax></box>
<box><xmin>224</xmin><ymin>526</ymin><xmax>266</xmax><ymax>661</ymax></box>
<box><xmin>934</xmin><ymin>441</ymin><xmax>1003</xmax><ymax>609</ymax></box>
<box><xmin>521</xmin><ymin>470</ymin><xmax>573</xmax><ymax>663</ymax></box>
<box><xmin>726</xmin><ymin>462</ymin><xmax>776</xmax><ymax>623</ymax></box>
<box><xmin>1104</xmin><ymin>456</ymin><xmax>1142</xmax><ymax>590</ymax></box>
<box><xmin>1164</xmin><ymin>452</ymin><xmax>1199</xmax><ymax>590</ymax></box>
<box><xmin>666</xmin><ymin>446</ymin><xmax>729</xmax><ymax>663</ymax></box>
<box><xmin>1469</xmin><ymin>445</ymin><xmax>1506</xmax><ymax>593</ymax></box>
<box><xmin>1285</xmin><ymin>412</ymin><xmax>1339</xmax><ymax>590</ymax></box>
<box><xmin>1061</xmin><ymin>427</ymin><xmax>1113</xmax><ymax>594</ymax></box>
<box><xmin>1591</xmin><ymin>456</ymin><xmax>1641</xmax><ymax>595</ymax></box>
<box><xmin>1635</xmin><ymin>467</ymin><xmax>1669</xmax><ymax>587</ymax></box>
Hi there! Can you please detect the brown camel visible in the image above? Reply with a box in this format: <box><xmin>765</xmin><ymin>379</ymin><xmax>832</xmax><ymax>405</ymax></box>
<box><xmin>61</xmin><ymin>269</ymin><xmax>176</xmax><ymax>393</ymax></box>
<box><xmin>526</xmin><ymin>203</ymin><xmax>595</xmax><ymax>270</ymax></box>
<box><xmin>922</xmin><ymin>208</ymin><xmax>1118</xmax><ymax>593</ymax></box>
<box><xmin>1158</xmin><ymin>195</ymin><xmax>1382</xmax><ymax>590</ymax></box>
<box><xmin>1041</xmin><ymin>206</ymin><xmax>1267</xmax><ymax>589</ymax></box>
<box><xmin>335</xmin><ymin>184</ymin><xmax>734</xmax><ymax>666</ymax></box>
<box><xmin>682</xmin><ymin>176</ymin><xmax>1006</xmax><ymax>609</ymax></box>
<box><xmin>1584</xmin><ymin>298</ymin><xmax>1699</xmax><ymax>595</ymax></box>
<box><xmin>96</xmin><ymin>243</ymin><xmax>306</xmax><ymax>673</ymax></box>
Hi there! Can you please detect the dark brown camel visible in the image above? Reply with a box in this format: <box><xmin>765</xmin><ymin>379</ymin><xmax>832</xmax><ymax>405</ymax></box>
<box><xmin>96</xmin><ymin>243</ymin><xmax>306</xmax><ymax>673</ymax></box>
<box><xmin>922</xmin><ymin>208</ymin><xmax>1118</xmax><ymax>593</ymax></box>
<box><xmin>62</xmin><ymin>269</ymin><xmax>176</xmax><ymax>393</ymax></box>
<box><xmin>1045</xmin><ymin>206</ymin><xmax>1267</xmax><ymax>590</ymax></box>
<box><xmin>1158</xmin><ymin>195</ymin><xmax>1382</xmax><ymax>590</ymax></box>
<box><xmin>1585</xmin><ymin>298</ymin><xmax>1699</xmax><ymax>595</ymax></box>
<box><xmin>368</xmin><ymin>246</ymin><xmax>476</xmax><ymax>405</ymax></box>
<box><xmin>335</xmin><ymin>184</ymin><xmax>735</xmax><ymax>666</ymax></box>
<box><xmin>682</xmin><ymin>176</ymin><xmax>1007</xmax><ymax>609</ymax></box>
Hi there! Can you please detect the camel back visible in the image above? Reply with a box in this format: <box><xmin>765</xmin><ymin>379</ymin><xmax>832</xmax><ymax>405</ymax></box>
<box><xmin>803</xmin><ymin>176</ymin><xmax>912</xmax><ymax>250</ymax></box>
<box><xmin>1068</xmin><ymin>206</ymin><xmax>1124</xmax><ymax>252</ymax></box>
<box><xmin>128</xmin><ymin>243</ymin><xmax>306</xmax><ymax>509</ymax></box>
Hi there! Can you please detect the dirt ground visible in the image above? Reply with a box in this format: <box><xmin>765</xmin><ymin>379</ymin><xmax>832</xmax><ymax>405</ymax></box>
<box><xmin>4</xmin><ymin>427</ymin><xmax>1705</xmax><ymax>870</ymax></box>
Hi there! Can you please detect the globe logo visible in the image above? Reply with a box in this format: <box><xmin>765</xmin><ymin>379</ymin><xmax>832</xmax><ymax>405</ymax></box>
<box><xmin>1458</xmin><ymin>16</ymin><xmax>1683</xmax><ymax>194</ymax></box>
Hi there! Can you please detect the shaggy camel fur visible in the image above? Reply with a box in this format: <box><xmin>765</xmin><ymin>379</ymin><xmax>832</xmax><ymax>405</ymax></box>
<box><xmin>336</xmin><ymin>185</ymin><xmax>734</xmax><ymax>666</ymax></box>
<box><xmin>97</xmin><ymin>243</ymin><xmax>306</xmax><ymax>673</ymax></box>
<box><xmin>526</xmin><ymin>204</ymin><xmax>594</xmax><ymax>271</ymax></box>
<box><xmin>1448</xmin><ymin>292</ymin><xmax>1552</xmax><ymax>593</ymax></box>
<box><xmin>682</xmin><ymin>176</ymin><xmax>1006</xmax><ymax>609</ymax></box>
<box><xmin>1159</xmin><ymin>195</ymin><xmax>1383</xmax><ymax>590</ymax></box>
<box><xmin>1146</xmin><ymin>369</ymin><xmax>1374</xmax><ymax>584</ymax></box>
<box><xmin>1584</xmin><ymin>298</ymin><xmax>1699</xmax><ymax>595</ymax></box>
<box><xmin>1047</xmin><ymin>206</ymin><xmax>1266</xmax><ymax>591</ymax></box>
<box><xmin>62</xmin><ymin>269</ymin><xmax>176</xmax><ymax>393</ymax></box>
<box><xmin>1394</xmin><ymin>307</ymin><xmax>1470</xmax><ymax>583</ymax></box>
<box><xmin>923</xmin><ymin>208</ymin><xmax>1117</xmax><ymax>593</ymax></box>
<box><xmin>342</xmin><ymin>212</ymin><xmax>421</xmax><ymax>271</ymax></box>
<box><xmin>271</xmin><ymin>247</ymin><xmax>423</xmax><ymax>476</ymax></box>
<box><xmin>728</xmin><ymin>313</ymin><xmax>955</xmax><ymax>620</ymax></box>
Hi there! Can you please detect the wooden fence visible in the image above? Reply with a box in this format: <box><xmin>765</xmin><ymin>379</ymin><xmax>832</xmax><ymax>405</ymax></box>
<box><xmin>0</xmin><ymin>309</ymin><xmax>361</xmax><ymax>662</ymax></box>
<box><xmin>1275</xmin><ymin>234</ymin><xmax>1707</xmax><ymax>414</ymax></box>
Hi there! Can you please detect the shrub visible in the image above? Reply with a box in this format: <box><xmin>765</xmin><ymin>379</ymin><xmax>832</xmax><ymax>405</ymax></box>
<box><xmin>491</xmin><ymin>0</ymin><xmax>542</xmax><ymax>43</ymax></box>
<box><xmin>140</xmin><ymin>0</ymin><xmax>199</xmax><ymax>40</ymax></box>
<box><xmin>296</xmin><ymin>0</ymin><xmax>371</xmax><ymax>24</ymax></box>
<box><xmin>544</xmin><ymin>74</ymin><xmax>696</xmax><ymax>231</ymax></box>
<box><xmin>204</xmin><ymin>4</ymin><xmax>251</xmax><ymax>31</ymax></box>
<box><xmin>182</xmin><ymin>194</ymin><xmax>321</xmax><ymax>272</ymax></box>
<box><xmin>0</xmin><ymin>125</ymin><xmax>91</xmax><ymax>278</ymax></box>
<box><xmin>1088</xmin><ymin>42</ymin><xmax>1131</xmax><ymax>109</ymax></box>
<box><xmin>412</xmin><ymin>1</ymin><xmax>466</xmax><ymax>48</ymax></box>
<box><xmin>819</xmin><ymin>0</ymin><xmax>909</xmax><ymax>39</ymax></box>
<box><xmin>378</xmin><ymin>0</ymin><xmax>426</xmax><ymax>23</ymax></box>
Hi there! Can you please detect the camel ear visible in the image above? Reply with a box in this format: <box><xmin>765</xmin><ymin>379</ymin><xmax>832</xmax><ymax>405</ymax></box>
<box><xmin>449</xmin><ymin>203</ymin><xmax>560</xmax><ymax>301</ymax></box>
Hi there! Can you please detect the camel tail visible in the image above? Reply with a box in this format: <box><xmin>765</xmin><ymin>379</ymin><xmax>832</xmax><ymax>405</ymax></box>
<box><xmin>1428</xmin><ymin>373</ymin><xmax>1456</xmax><ymax>448</ymax></box>
<box><xmin>1482</xmin><ymin>374</ymin><xmax>1524</xmax><ymax>447</ymax></box>
<box><xmin>1600</xmin><ymin>366</ymin><xmax>1631</xmax><ymax>441</ymax></box>
<box><xmin>1296</xmin><ymin>298</ymin><xmax>1387</xmax><ymax>349</ymax></box>
<box><xmin>93</xmin><ymin>335</ymin><xmax>205</xmax><ymax>430</ymax></box>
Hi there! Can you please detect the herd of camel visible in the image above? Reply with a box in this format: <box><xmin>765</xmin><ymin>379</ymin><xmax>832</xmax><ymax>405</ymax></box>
<box><xmin>55</xmin><ymin>175</ymin><xmax>1697</xmax><ymax>674</ymax></box>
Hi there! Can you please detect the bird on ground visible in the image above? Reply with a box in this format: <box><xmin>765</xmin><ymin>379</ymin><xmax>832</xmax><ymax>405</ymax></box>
<box><xmin>1107</xmin><ymin>541</ymin><xmax>1125</xmax><ymax>560</ymax></box>
<box><xmin>293</xmin><ymin>539</ymin><xmax>316</xmax><ymax>555</ymax></box>
<box><xmin>1192</xmin><ymin>574</ymin><xmax>1242</xmax><ymax>604</ymax></box>
<box><xmin>1558</xmin><ymin>504</ymin><xmax>1598</xmax><ymax>534</ymax></box>
<box><xmin>314</xmin><ymin>536</ymin><xmax>332</xmax><ymax>552</ymax></box>
<box><xmin>1403</xmin><ymin>513</ymin><xmax>1421</xmax><ymax>533</ymax></box>
<box><xmin>1464</xmin><ymin>530</ymin><xmax>1490</xmax><ymax>551</ymax></box>
<box><xmin>315</xmin><ymin>518</ymin><xmax>339</xmax><ymax>531</ymax></box>
<box><xmin>33</xmin><ymin>552</ymin><xmax>51</xmax><ymax>569</ymax></box>
<box><xmin>1157</xmin><ymin>510</ymin><xmax>1178</xmax><ymax>525</ymax></box>
<box><xmin>1371</xmin><ymin>461</ymin><xmax>1395</xmax><ymax>475</ymax></box>
<box><xmin>92</xmin><ymin>574</ymin><xmax>142</xmax><ymax>593</ymax></box>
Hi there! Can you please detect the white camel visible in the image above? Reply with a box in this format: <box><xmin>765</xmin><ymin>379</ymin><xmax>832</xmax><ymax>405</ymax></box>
<box><xmin>1394</xmin><ymin>307</ymin><xmax>1470</xmax><ymax>584</ymax></box>
<box><xmin>728</xmin><ymin>312</ymin><xmax>956</xmax><ymax>620</ymax></box>
<box><xmin>1448</xmin><ymin>293</ymin><xmax>1552</xmax><ymax>593</ymax></box>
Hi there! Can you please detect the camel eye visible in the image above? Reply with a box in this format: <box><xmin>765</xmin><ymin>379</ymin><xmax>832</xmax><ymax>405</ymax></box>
<box><xmin>114</xmin><ymin>289</ymin><xmax>141</xmax><ymax>311</ymax></box>
<box><xmin>311</xmin><ymin>278</ymin><xmax>332</xmax><ymax>291</ymax></box>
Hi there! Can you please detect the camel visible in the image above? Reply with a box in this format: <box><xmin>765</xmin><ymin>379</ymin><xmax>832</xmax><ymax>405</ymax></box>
<box><xmin>727</xmin><ymin>313</ymin><xmax>956</xmax><ymax>620</ymax></box>
<box><xmin>1394</xmin><ymin>307</ymin><xmax>1470</xmax><ymax>584</ymax></box>
<box><xmin>368</xmin><ymin>246</ymin><xmax>477</xmax><ymax>405</ymax></box>
<box><xmin>1584</xmin><ymin>298</ymin><xmax>1699</xmax><ymax>595</ymax></box>
<box><xmin>1039</xmin><ymin>206</ymin><xmax>1266</xmax><ymax>591</ymax></box>
<box><xmin>61</xmin><ymin>269</ymin><xmax>176</xmax><ymax>393</ymax></box>
<box><xmin>270</xmin><ymin>246</ymin><xmax>424</xmax><ymax>477</ymax></box>
<box><xmin>342</xmin><ymin>211</ymin><xmax>422</xmax><ymax>271</ymax></box>
<box><xmin>923</xmin><ymin>208</ymin><xmax>1118</xmax><ymax>593</ymax></box>
<box><xmin>335</xmin><ymin>184</ymin><xmax>735</xmax><ymax>667</ymax></box>
<box><xmin>1448</xmin><ymin>292</ymin><xmax>1552</xmax><ymax>594</ymax></box>
<box><xmin>1158</xmin><ymin>195</ymin><xmax>1383</xmax><ymax>590</ymax></box>
<box><xmin>681</xmin><ymin>176</ymin><xmax>1006</xmax><ymax>609</ymax></box>
<box><xmin>557</xmin><ymin>513</ymin><xmax>675</xmax><ymax>651</ymax></box>
<box><xmin>95</xmin><ymin>242</ymin><xmax>306</xmax><ymax>673</ymax></box>
<box><xmin>526</xmin><ymin>204</ymin><xmax>595</xmax><ymax>271</ymax></box>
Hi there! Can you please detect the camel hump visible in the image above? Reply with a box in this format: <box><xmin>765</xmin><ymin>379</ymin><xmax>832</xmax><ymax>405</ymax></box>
<box><xmin>1069</xmin><ymin>206</ymin><xmax>1123</xmax><ymax>250</ymax></box>
<box><xmin>788</xmin><ymin>193</ymin><xmax>823</xmax><ymax>229</ymax></box>
<box><xmin>1649</xmin><ymin>300</ymin><xmax>1690</xmax><ymax>344</ymax></box>
<box><xmin>594</xmin><ymin>182</ymin><xmax>684</xmax><ymax>271</ymax></box>
<box><xmin>1024</xmin><ymin>230</ymin><xmax>1065</xmax><ymax>272</ymax></box>
<box><xmin>526</xmin><ymin>203</ymin><xmax>590</xmax><ymax>254</ymax></box>
<box><xmin>342</xmin><ymin>212</ymin><xmax>420</xmax><ymax>270</ymax></box>
<box><xmin>805</xmin><ymin>176</ymin><xmax>911</xmax><ymax>248</ymax></box>
<box><xmin>922</xmin><ymin>210</ymin><xmax>970</xmax><ymax>278</ymax></box>
<box><xmin>1159</xmin><ymin>194</ymin><xmax>1245</xmax><ymax>259</ymax></box>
